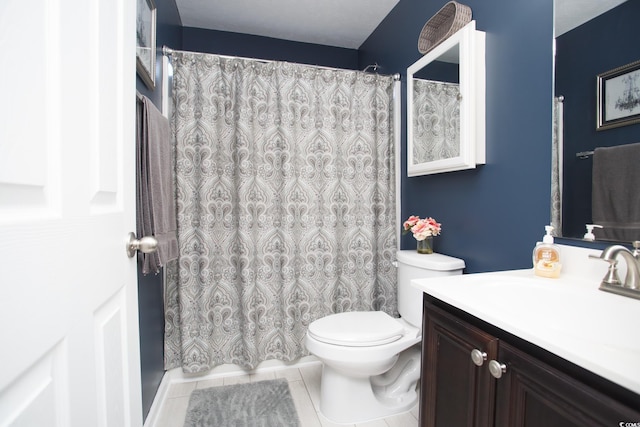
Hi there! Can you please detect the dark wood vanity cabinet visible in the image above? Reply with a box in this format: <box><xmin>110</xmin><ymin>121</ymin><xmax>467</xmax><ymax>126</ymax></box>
<box><xmin>421</xmin><ymin>302</ymin><xmax>497</xmax><ymax>427</ymax></box>
<box><xmin>421</xmin><ymin>297</ymin><xmax>640</xmax><ymax>427</ymax></box>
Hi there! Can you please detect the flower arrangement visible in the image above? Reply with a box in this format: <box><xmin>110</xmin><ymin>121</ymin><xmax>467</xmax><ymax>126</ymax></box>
<box><xmin>402</xmin><ymin>215</ymin><xmax>441</xmax><ymax>241</ymax></box>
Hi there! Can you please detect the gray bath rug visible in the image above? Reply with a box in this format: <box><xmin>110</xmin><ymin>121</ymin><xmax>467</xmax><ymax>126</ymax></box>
<box><xmin>183</xmin><ymin>378</ymin><xmax>301</xmax><ymax>427</ymax></box>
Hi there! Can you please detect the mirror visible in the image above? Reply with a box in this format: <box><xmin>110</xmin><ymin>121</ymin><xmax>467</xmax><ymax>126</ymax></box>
<box><xmin>407</xmin><ymin>21</ymin><xmax>485</xmax><ymax>176</ymax></box>
<box><xmin>554</xmin><ymin>0</ymin><xmax>640</xmax><ymax>242</ymax></box>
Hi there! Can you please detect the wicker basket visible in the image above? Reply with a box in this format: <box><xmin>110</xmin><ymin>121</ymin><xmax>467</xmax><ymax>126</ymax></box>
<box><xmin>418</xmin><ymin>1</ymin><xmax>472</xmax><ymax>55</ymax></box>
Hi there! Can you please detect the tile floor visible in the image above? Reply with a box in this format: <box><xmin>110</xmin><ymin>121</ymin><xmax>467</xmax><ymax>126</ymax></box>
<box><xmin>154</xmin><ymin>362</ymin><xmax>420</xmax><ymax>427</ymax></box>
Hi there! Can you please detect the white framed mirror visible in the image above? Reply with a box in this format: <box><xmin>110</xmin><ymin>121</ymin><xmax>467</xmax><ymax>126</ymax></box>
<box><xmin>407</xmin><ymin>20</ymin><xmax>485</xmax><ymax>176</ymax></box>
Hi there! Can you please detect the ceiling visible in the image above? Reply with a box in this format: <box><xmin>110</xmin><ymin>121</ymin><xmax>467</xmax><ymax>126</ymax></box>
<box><xmin>175</xmin><ymin>0</ymin><xmax>400</xmax><ymax>49</ymax></box>
<box><xmin>555</xmin><ymin>0</ymin><xmax>627</xmax><ymax>36</ymax></box>
<box><xmin>175</xmin><ymin>0</ymin><xmax>627</xmax><ymax>49</ymax></box>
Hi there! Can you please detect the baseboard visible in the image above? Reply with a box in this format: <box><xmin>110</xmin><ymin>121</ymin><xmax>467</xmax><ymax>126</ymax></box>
<box><xmin>167</xmin><ymin>355</ymin><xmax>321</xmax><ymax>383</ymax></box>
<box><xmin>143</xmin><ymin>371</ymin><xmax>171</xmax><ymax>427</ymax></box>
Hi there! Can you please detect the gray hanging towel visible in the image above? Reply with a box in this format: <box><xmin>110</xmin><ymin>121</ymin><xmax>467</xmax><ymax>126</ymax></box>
<box><xmin>592</xmin><ymin>142</ymin><xmax>640</xmax><ymax>242</ymax></box>
<box><xmin>136</xmin><ymin>94</ymin><xmax>178</xmax><ymax>274</ymax></box>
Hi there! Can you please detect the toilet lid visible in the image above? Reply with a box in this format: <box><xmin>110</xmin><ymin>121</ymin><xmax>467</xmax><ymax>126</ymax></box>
<box><xmin>308</xmin><ymin>311</ymin><xmax>404</xmax><ymax>347</ymax></box>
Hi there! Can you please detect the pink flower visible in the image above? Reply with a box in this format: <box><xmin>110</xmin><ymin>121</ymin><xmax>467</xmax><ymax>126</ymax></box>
<box><xmin>424</xmin><ymin>217</ymin><xmax>441</xmax><ymax>235</ymax></box>
<box><xmin>403</xmin><ymin>215</ymin><xmax>420</xmax><ymax>232</ymax></box>
<box><xmin>411</xmin><ymin>220</ymin><xmax>429</xmax><ymax>240</ymax></box>
<box><xmin>402</xmin><ymin>215</ymin><xmax>442</xmax><ymax>240</ymax></box>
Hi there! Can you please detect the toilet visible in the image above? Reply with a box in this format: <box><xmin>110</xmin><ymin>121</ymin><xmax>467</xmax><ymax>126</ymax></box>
<box><xmin>304</xmin><ymin>250</ymin><xmax>465</xmax><ymax>424</ymax></box>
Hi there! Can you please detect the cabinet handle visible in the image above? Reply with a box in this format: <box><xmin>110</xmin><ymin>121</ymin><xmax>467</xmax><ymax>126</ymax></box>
<box><xmin>470</xmin><ymin>349</ymin><xmax>487</xmax><ymax>366</ymax></box>
<box><xmin>488</xmin><ymin>360</ymin><xmax>507</xmax><ymax>379</ymax></box>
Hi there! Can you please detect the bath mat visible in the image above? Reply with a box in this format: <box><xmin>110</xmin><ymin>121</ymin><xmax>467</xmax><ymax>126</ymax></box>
<box><xmin>183</xmin><ymin>378</ymin><xmax>301</xmax><ymax>427</ymax></box>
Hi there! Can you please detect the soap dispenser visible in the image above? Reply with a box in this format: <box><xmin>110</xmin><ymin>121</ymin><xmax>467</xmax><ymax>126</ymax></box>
<box><xmin>533</xmin><ymin>225</ymin><xmax>562</xmax><ymax>278</ymax></box>
<box><xmin>583</xmin><ymin>224</ymin><xmax>603</xmax><ymax>241</ymax></box>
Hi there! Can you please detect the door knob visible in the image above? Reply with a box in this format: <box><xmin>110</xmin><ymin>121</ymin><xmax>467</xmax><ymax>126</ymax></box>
<box><xmin>126</xmin><ymin>232</ymin><xmax>158</xmax><ymax>258</ymax></box>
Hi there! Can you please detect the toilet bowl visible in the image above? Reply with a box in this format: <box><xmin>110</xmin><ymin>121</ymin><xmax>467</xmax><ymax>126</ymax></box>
<box><xmin>304</xmin><ymin>250</ymin><xmax>465</xmax><ymax>424</ymax></box>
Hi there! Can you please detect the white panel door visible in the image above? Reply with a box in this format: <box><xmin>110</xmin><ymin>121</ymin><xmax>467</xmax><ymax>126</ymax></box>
<box><xmin>0</xmin><ymin>0</ymin><xmax>142</xmax><ymax>425</ymax></box>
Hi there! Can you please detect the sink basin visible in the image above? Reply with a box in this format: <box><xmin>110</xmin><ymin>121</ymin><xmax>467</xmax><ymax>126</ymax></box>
<box><xmin>459</xmin><ymin>275</ymin><xmax>594</xmax><ymax>316</ymax></box>
<box><xmin>427</xmin><ymin>272</ymin><xmax>638</xmax><ymax>348</ymax></box>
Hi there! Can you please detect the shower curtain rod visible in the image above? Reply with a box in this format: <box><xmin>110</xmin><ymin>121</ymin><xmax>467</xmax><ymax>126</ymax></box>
<box><xmin>162</xmin><ymin>45</ymin><xmax>400</xmax><ymax>81</ymax></box>
<box><xmin>362</xmin><ymin>63</ymin><xmax>379</xmax><ymax>73</ymax></box>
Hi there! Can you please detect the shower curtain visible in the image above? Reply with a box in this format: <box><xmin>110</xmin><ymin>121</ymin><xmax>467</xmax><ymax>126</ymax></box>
<box><xmin>164</xmin><ymin>51</ymin><xmax>398</xmax><ymax>373</ymax></box>
<box><xmin>412</xmin><ymin>79</ymin><xmax>460</xmax><ymax>163</ymax></box>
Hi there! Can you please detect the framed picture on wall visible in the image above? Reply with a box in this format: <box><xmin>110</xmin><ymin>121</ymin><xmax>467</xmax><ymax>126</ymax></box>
<box><xmin>136</xmin><ymin>0</ymin><xmax>156</xmax><ymax>89</ymax></box>
<box><xmin>597</xmin><ymin>59</ymin><xmax>640</xmax><ymax>130</ymax></box>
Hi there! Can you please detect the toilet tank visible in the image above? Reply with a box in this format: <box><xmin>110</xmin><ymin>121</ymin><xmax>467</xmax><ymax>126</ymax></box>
<box><xmin>396</xmin><ymin>250</ymin><xmax>465</xmax><ymax>328</ymax></box>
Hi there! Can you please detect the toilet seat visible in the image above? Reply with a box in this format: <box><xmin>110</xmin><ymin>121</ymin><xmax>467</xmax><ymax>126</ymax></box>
<box><xmin>308</xmin><ymin>311</ymin><xmax>404</xmax><ymax>347</ymax></box>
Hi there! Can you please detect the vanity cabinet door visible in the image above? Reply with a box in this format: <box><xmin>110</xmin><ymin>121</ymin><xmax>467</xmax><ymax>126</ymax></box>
<box><xmin>421</xmin><ymin>303</ymin><xmax>498</xmax><ymax>427</ymax></box>
<box><xmin>493</xmin><ymin>341</ymin><xmax>640</xmax><ymax>427</ymax></box>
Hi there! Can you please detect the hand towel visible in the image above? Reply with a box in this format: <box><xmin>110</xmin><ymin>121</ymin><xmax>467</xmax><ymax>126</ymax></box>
<box><xmin>136</xmin><ymin>94</ymin><xmax>178</xmax><ymax>274</ymax></box>
<box><xmin>592</xmin><ymin>142</ymin><xmax>640</xmax><ymax>242</ymax></box>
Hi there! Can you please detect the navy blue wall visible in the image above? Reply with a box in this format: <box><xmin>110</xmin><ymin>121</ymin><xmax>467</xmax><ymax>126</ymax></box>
<box><xmin>556</xmin><ymin>0</ymin><xmax>640</xmax><ymax>239</ymax></box>
<box><xmin>135</xmin><ymin>0</ymin><xmax>182</xmax><ymax>420</ymax></box>
<box><xmin>360</xmin><ymin>0</ymin><xmax>554</xmax><ymax>273</ymax></box>
<box><xmin>181</xmin><ymin>27</ymin><xmax>359</xmax><ymax>69</ymax></box>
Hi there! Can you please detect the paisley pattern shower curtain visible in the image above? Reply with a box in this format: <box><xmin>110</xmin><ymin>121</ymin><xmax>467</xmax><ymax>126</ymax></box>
<box><xmin>164</xmin><ymin>51</ymin><xmax>397</xmax><ymax>373</ymax></box>
<box><xmin>412</xmin><ymin>79</ymin><xmax>460</xmax><ymax>163</ymax></box>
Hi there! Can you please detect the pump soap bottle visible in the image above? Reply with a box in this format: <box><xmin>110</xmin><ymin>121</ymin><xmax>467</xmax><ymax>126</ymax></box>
<box><xmin>533</xmin><ymin>225</ymin><xmax>562</xmax><ymax>278</ymax></box>
<box><xmin>583</xmin><ymin>224</ymin><xmax>603</xmax><ymax>241</ymax></box>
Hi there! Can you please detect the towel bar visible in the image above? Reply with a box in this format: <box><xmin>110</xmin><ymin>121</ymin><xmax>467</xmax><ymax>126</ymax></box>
<box><xmin>576</xmin><ymin>150</ymin><xmax>594</xmax><ymax>159</ymax></box>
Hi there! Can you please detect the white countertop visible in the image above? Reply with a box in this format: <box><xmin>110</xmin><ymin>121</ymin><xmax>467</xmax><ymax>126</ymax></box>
<box><xmin>411</xmin><ymin>254</ymin><xmax>640</xmax><ymax>396</ymax></box>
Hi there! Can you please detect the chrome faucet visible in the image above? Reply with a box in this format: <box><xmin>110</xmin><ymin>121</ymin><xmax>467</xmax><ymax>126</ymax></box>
<box><xmin>590</xmin><ymin>241</ymin><xmax>640</xmax><ymax>299</ymax></box>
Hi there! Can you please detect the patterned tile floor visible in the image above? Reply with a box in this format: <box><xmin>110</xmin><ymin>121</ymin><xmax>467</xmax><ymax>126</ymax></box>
<box><xmin>153</xmin><ymin>362</ymin><xmax>420</xmax><ymax>427</ymax></box>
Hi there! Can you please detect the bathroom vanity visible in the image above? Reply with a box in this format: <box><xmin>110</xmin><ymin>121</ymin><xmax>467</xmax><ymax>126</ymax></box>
<box><xmin>412</xmin><ymin>247</ymin><xmax>640</xmax><ymax>427</ymax></box>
